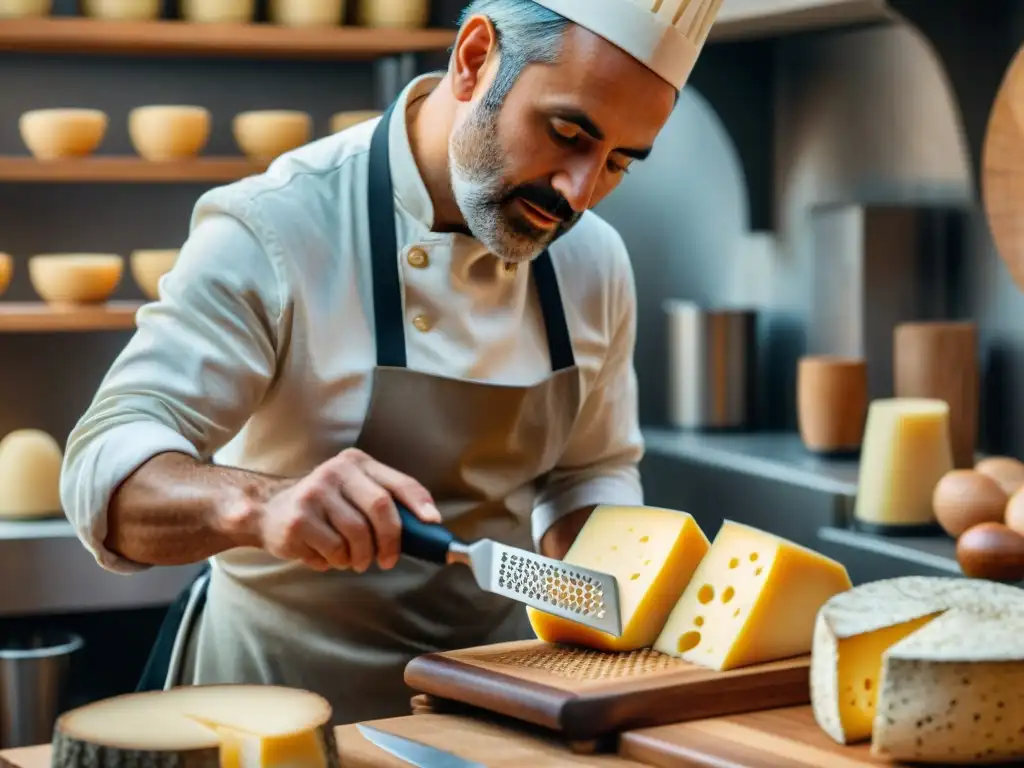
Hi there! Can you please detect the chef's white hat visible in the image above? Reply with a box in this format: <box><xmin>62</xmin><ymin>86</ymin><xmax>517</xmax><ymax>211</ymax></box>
<box><xmin>528</xmin><ymin>0</ymin><xmax>723</xmax><ymax>90</ymax></box>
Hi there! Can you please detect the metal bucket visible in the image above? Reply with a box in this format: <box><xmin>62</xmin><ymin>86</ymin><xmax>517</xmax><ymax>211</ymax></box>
<box><xmin>665</xmin><ymin>300</ymin><xmax>758</xmax><ymax>430</ymax></box>
<box><xmin>0</xmin><ymin>629</ymin><xmax>83</xmax><ymax>748</ymax></box>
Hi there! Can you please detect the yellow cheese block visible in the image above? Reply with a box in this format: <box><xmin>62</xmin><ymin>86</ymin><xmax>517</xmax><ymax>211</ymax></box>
<box><xmin>0</xmin><ymin>429</ymin><xmax>63</xmax><ymax>518</ymax></box>
<box><xmin>853</xmin><ymin>398</ymin><xmax>953</xmax><ymax>529</ymax></box>
<box><xmin>52</xmin><ymin>685</ymin><xmax>338</xmax><ymax>768</ymax></box>
<box><xmin>528</xmin><ymin>505</ymin><xmax>710</xmax><ymax>651</ymax></box>
<box><xmin>653</xmin><ymin>520</ymin><xmax>852</xmax><ymax>671</ymax></box>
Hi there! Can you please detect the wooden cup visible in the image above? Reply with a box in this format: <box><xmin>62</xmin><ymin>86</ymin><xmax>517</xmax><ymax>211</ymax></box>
<box><xmin>797</xmin><ymin>356</ymin><xmax>868</xmax><ymax>455</ymax></box>
<box><xmin>893</xmin><ymin>321</ymin><xmax>978</xmax><ymax>469</ymax></box>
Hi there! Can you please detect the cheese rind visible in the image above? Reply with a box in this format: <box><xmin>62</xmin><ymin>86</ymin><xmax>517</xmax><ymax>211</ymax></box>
<box><xmin>527</xmin><ymin>505</ymin><xmax>710</xmax><ymax>651</ymax></box>
<box><xmin>652</xmin><ymin>520</ymin><xmax>852</xmax><ymax>671</ymax></box>
<box><xmin>52</xmin><ymin>685</ymin><xmax>339</xmax><ymax>768</ymax></box>
<box><xmin>810</xmin><ymin>576</ymin><xmax>1024</xmax><ymax>763</ymax></box>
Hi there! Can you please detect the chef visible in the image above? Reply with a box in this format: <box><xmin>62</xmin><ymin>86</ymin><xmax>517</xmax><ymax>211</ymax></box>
<box><xmin>60</xmin><ymin>0</ymin><xmax>722</xmax><ymax>724</ymax></box>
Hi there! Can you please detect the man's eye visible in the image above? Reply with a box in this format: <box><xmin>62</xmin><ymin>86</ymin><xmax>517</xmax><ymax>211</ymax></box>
<box><xmin>550</xmin><ymin>119</ymin><xmax>580</xmax><ymax>143</ymax></box>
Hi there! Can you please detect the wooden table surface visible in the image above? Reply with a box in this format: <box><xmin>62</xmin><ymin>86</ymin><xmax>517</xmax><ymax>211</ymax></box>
<box><xmin>0</xmin><ymin>712</ymin><xmax>645</xmax><ymax>768</ymax></box>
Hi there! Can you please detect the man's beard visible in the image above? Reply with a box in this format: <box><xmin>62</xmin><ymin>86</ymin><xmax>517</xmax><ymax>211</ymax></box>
<box><xmin>448</xmin><ymin>105</ymin><xmax>581</xmax><ymax>264</ymax></box>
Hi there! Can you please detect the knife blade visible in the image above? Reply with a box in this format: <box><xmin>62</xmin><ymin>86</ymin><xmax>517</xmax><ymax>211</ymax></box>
<box><xmin>356</xmin><ymin>724</ymin><xmax>486</xmax><ymax>767</ymax></box>
<box><xmin>396</xmin><ymin>502</ymin><xmax>622</xmax><ymax>637</ymax></box>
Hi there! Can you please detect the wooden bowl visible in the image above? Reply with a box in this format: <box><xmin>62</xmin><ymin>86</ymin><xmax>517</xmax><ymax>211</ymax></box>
<box><xmin>0</xmin><ymin>253</ymin><xmax>12</xmax><ymax>298</ymax></box>
<box><xmin>129</xmin><ymin>105</ymin><xmax>211</xmax><ymax>161</ymax></box>
<box><xmin>130</xmin><ymin>249</ymin><xmax>178</xmax><ymax>300</ymax></box>
<box><xmin>268</xmin><ymin>0</ymin><xmax>344</xmax><ymax>27</ymax></box>
<box><xmin>233</xmin><ymin>110</ymin><xmax>312</xmax><ymax>163</ymax></box>
<box><xmin>81</xmin><ymin>0</ymin><xmax>160</xmax><ymax>20</ymax></box>
<box><xmin>29</xmin><ymin>253</ymin><xmax>124</xmax><ymax>305</ymax></box>
<box><xmin>19</xmin><ymin>109</ymin><xmax>108</xmax><ymax>160</ymax></box>
<box><xmin>356</xmin><ymin>0</ymin><xmax>428</xmax><ymax>28</ymax></box>
<box><xmin>330</xmin><ymin>110</ymin><xmax>382</xmax><ymax>134</ymax></box>
<box><xmin>0</xmin><ymin>0</ymin><xmax>52</xmax><ymax>18</ymax></box>
<box><xmin>180</xmin><ymin>0</ymin><xmax>254</xmax><ymax>23</ymax></box>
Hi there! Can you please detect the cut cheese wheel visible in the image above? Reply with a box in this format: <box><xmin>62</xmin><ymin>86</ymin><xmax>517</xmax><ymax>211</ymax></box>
<box><xmin>527</xmin><ymin>505</ymin><xmax>710</xmax><ymax>651</ymax></box>
<box><xmin>0</xmin><ymin>429</ymin><xmax>63</xmax><ymax>518</ymax></box>
<box><xmin>53</xmin><ymin>685</ymin><xmax>339</xmax><ymax>768</ymax></box>
<box><xmin>853</xmin><ymin>398</ymin><xmax>953</xmax><ymax>530</ymax></box>
<box><xmin>652</xmin><ymin>520</ymin><xmax>852</xmax><ymax>671</ymax></box>
<box><xmin>809</xmin><ymin>575</ymin><xmax>1024</xmax><ymax>763</ymax></box>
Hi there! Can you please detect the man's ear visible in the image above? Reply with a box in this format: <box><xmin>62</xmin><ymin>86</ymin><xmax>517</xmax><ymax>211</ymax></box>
<box><xmin>450</xmin><ymin>15</ymin><xmax>499</xmax><ymax>103</ymax></box>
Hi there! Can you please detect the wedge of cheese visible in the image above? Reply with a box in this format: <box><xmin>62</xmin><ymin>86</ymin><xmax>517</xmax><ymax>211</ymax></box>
<box><xmin>810</xmin><ymin>576</ymin><xmax>1024</xmax><ymax>763</ymax></box>
<box><xmin>52</xmin><ymin>685</ymin><xmax>338</xmax><ymax>768</ymax></box>
<box><xmin>528</xmin><ymin>505</ymin><xmax>710</xmax><ymax>651</ymax></box>
<box><xmin>652</xmin><ymin>520</ymin><xmax>852</xmax><ymax>671</ymax></box>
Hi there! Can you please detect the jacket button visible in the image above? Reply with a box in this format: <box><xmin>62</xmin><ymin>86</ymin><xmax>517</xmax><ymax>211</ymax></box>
<box><xmin>407</xmin><ymin>248</ymin><xmax>429</xmax><ymax>268</ymax></box>
<box><xmin>412</xmin><ymin>315</ymin><xmax>432</xmax><ymax>332</ymax></box>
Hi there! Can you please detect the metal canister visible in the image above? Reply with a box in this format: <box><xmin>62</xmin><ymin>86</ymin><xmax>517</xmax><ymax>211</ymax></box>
<box><xmin>665</xmin><ymin>300</ymin><xmax>758</xmax><ymax>431</ymax></box>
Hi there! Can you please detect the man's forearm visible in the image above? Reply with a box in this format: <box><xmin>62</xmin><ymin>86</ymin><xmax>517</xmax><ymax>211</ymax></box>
<box><xmin>104</xmin><ymin>452</ymin><xmax>289</xmax><ymax>567</ymax></box>
<box><xmin>541</xmin><ymin>505</ymin><xmax>595</xmax><ymax>560</ymax></box>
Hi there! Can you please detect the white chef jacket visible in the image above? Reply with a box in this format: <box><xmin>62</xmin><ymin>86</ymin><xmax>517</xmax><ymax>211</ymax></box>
<box><xmin>60</xmin><ymin>74</ymin><xmax>645</xmax><ymax>575</ymax></box>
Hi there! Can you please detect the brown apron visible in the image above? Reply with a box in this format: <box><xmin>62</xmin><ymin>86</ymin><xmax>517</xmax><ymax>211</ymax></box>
<box><xmin>141</xmin><ymin>101</ymin><xmax>583</xmax><ymax>724</ymax></box>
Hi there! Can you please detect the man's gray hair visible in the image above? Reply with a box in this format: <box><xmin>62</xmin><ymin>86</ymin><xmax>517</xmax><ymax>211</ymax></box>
<box><xmin>457</xmin><ymin>0</ymin><xmax>569</xmax><ymax>110</ymax></box>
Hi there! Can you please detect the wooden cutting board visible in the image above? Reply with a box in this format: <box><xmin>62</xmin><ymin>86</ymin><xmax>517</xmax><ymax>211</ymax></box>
<box><xmin>982</xmin><ymin>42</ymin><xmax>1024</xmax><ymax>293</ymax></box>
<box><xmin>404</xmin><ymin>639</ymin><xmax>811</xmax><ymax>742</ymax></box>
<box><xmin>619</xmin><ymin>706</ymin><xmax>909</xmax><ymax>767</ymax></box>
<box><xmin>0</xmin><ymin>713</ymin><xmax>647</xmax><ymax>768</ymax></box>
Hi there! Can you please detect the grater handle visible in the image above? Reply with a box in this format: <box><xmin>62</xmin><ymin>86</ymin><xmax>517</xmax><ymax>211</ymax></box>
<box><xmin>397</xmin><ymin>501</ymin><xmax>460</xmax><ymax>564</ymax></box>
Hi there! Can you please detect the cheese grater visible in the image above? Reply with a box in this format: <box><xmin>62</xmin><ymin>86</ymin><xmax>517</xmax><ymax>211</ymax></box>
<box><xmin>396</xmin><ymin>502</ymin><xmax>622</xmax><ymax>637</ymax></box>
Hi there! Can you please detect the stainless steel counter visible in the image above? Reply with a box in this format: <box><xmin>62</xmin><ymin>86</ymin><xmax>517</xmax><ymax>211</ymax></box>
<box><xmin>0</xmin><ymin>519</ymin><xmax>203</xmax><ymax>617</ymax></box>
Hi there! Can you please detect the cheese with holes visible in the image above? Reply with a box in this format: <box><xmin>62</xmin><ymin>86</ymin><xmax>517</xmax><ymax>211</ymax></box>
<box><xmin>528</xmin><ymin>505</ymin><xmax>710</xmax><ymax>651</ymax></box>
<box><xmin>652</xmin><ymin>520</ymin><xmax>851</xmax><ymax>671</ymax></box>
<box><xmin>854</xmin><ymin>398</ymin><xmax>953</xmax><ymax>529</ymax></box>
<box><xmin>52</xmin><ymin>685</ymin><xmax>339</xmax><ymax>768</ymax></box>
<box><xmin>810</xmin><ymin>576</ymin><xmax>1024</xmax><ymax>763</ymax></box>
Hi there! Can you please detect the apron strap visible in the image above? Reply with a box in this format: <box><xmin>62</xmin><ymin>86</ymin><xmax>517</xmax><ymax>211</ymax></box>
<box><xmin>367</xmin><ymin>101</ymin><xmax>577</xmax><ymax>373</ymax></box>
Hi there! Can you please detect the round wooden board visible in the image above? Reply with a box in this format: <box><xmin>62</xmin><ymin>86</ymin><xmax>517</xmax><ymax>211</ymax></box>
<box><xmin>983</xmin><ymin>43</ymin><xmax>1024</xmax><ymax>293</ymax></box>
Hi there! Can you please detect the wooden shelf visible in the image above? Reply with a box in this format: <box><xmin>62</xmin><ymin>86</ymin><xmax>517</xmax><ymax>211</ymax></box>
<box><xmin>710</xmin><ymin>0</ymin><xmax>894</xmax><ymax>41</ymax></box>
<box><xmin>0</xmin><ymin>17</ymin><xmax>456</xmax><ymax>60</ymax></box>
<box><xmin>0</xmin><ymin>156</ymin><xmax>265</xmax><ymax>183</ymax></box>
<box><xmin>0</xmin><ymin>301</ymin><xmax>141</xmax><ymax>332</ymax></box>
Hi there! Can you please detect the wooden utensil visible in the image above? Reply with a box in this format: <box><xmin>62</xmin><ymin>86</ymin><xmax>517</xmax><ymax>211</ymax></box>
<box><xmin>796</xmin><ymin>355</ymin><xmax>867</xmax><ymax>455</ymax></box>
<box><xmin>619</xmin><ymin>706</ymin><xmax>907</xmax><ymax>767</ymax></box>
<box><xmin>0</xmin><ymin>713</ymin><xmax>647</xmax><ymax>768</ymax></box>
<box><xmin>983</xmin><ymin>42</ymin><xmax>1024</xmax><ymax>294</ymax></box>
<box><xmin>404</xmin><ymin>639</ymin><xmax>811</xmax><ymax>743</ymax></box>
<box><xmin>893</xmin><ymin>321</ymin><xmax>978</xmax><ymax>468</ymax></box>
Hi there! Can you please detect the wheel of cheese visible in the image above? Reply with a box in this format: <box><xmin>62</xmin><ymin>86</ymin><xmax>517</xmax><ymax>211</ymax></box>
<box><xmin>0</xmin><ymin>252</ymin><xmax>12</xmax><ymax>298</ymax></box>
<box><xmin>129</xmin><ymin>106</ymin><xmax>211</xmax><ymax>162</ymax></box>
<box><xmin>329</xmin><ymin>110</ymin><xmax>381</xmax><ymax>134</ymax></box>
<box><xmin>53</xmin><ymin>685</ymin><xmax>340</xmax><ymax>768</ymax></box>
<box><xmin>29</xmin><ymin>253</ymin><xmax>123</xmax><ymax>305</ymax></box>
<box><xmin>19</xmin><ymin>109</ymin><xmax>108</xmax><ymax>161</ymax></box>
<box><xmin>81</xmin><ymin>0</ymin><xmax>160</xmax><ymax>21</ymax></box>
<box><xmin>179</xmin><ymin>0</ymin><xmax>254</xmax><ymax>23</ymax></box>
<box><xmin>268</xmin><ymin>0</ymin><xmax>344</xmax><ymax>27</ymax></box>
<box><xmin>0</xmin><ymin>0</ymin><xmax>51</xmax><ymax>18</ymax></box>
<box><xmin>130</xmin><ymin>249</ymin><xmax>178</xmax><ymax>300</ymax></box>
<box><xmin>810</xmin><ymin>575</ymin><xmax>1024</xmax><ymax>763</ymax></box>
<box><xmin>355</xmin><ymin>0</ymin><xmax>428</xmax><ymax>28</ymax></box>
<box><xmin>233</xmin><ymin>111</ymin><xmax>312</xmax><ymax>164</ymax></box>
<box><xmin>0</xmin><ymin>429</ymin><xmax>63</xmax><ymax>519</ymax></box>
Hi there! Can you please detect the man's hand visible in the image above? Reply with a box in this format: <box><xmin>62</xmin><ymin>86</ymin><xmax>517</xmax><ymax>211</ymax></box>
<box><xmin>234</xmin><ymin>448</ymin><xmax>441</xmax><ymax>573</ymax></box>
